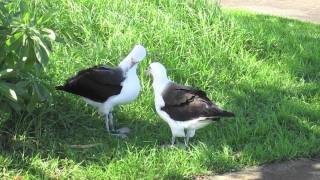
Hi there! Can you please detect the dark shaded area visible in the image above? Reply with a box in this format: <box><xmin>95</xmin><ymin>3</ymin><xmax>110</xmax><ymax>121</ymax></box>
<box><xmin>189</xmin><ymin>12</ymin><xmax>320</xmax><ymax>175</ymax></box>
<box><xmin>0</xmin><ymin>93</ymin><xmax>167</xmax><ymax>178</ymax></box>
<box><xmin>234</xmin><ymin>13</ymin><xmax>320</xmax><ymax>83</ymax></box>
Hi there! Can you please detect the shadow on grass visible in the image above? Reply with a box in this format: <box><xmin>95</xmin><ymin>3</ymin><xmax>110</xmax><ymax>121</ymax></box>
<box><xmin>0</xmin><ymin>93</ymin><xmax>166</xmax><ymax>172</ymax></box>
<box><xmin>194</xmin><ymin>11</ymin><xmax>320</xmax><ymax>166</ymax></box>
<box><xmin>192</xmin><ymin>81</ymin><xmax>320</xmax><ymax>176</ymax></box>
<box><xmin>236</xmin><ymin>12</ymin><xmax>320</xmax><ymax>83</ymax></box>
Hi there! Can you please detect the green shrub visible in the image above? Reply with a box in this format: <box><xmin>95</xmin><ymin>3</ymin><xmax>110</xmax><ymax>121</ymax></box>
<box><xmin>0</xmin><ymin>1</ymin><xmax>56</xmax><ymax>116</ymax></box>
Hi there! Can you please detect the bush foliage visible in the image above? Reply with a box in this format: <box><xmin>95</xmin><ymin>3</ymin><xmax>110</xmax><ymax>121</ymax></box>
<box><xmin>0</xmin><ymin>1</ymin><xmax>56</xmax><ymax>115</ymax></box>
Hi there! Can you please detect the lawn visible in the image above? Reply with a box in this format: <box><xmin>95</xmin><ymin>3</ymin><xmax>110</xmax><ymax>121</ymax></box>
<box><xmin>1</xmin><ymin>0</ymin><xmax>320</xmax><ymax>179</ymax></box>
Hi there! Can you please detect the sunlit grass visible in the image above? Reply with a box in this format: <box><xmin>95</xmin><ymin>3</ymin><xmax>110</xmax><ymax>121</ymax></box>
<box><xmin>1</xmin><ymin>0</ymin><xmax>320</xmax><ymax>179</ymax></box>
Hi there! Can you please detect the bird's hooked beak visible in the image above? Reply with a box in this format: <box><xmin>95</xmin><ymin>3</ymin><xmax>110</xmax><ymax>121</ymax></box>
<box><xmin>145</xmin><ymin>67</ymin><xmax>151</xmax><ymax>76</ymax></box>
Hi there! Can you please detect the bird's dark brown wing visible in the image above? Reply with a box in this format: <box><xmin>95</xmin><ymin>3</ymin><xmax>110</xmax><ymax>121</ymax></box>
<box><xmin>56</xmin><ymin>66</ymin><xmax>124</xmax><ymax>102</ymax></box>
<box><xmin>161</xmin><ymin>82</ymin><xmax>234</xmax><ymax>121</ymax></box>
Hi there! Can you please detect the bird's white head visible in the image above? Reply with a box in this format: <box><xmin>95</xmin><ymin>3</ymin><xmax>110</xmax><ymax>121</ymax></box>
<box><xmin>146</xmin><ymin>62</ymin><xmax>169</xmax><ymax>83</ymax></box>
<box><xmin>119</xmin><ymin>45</ymin><xmax>147</xmax><ymax>71</ymax></box>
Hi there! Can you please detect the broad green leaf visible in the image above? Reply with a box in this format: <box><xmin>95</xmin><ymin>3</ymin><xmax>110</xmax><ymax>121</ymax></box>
<box><xmin>32</xmin><ymin>35</ymin><xmax>51</xmax><ymax>55</ymax></box>
<box><xmin>42</xmin><ymin>28</ymin><xmax>56</xmax><ymax>41</ymax></box>
<box><xmin>38</xmin><ymin>44</ymin><xmax>49</xmax><ymax>66</ymax></box>
<box><xmin>6</xmin><ymin>32</ymin><xmax>23</xmax><ymax>52</ymax></box>
<box><xmin>22</xmin><ymin>33</ymin><xmax>28</xmax><ymax>46</ymax></box>
<box><xmin>41</xmin><ymin>37</ymin><xmax>52</xmax><ymax>51</ymax></box>
<box><xmin>16</xmin><ymin>80</ymin><xmax>29</xmax><ymax>88</ymax></box>
<box><xmin>8</xmin><ymin>100</ymin><xmax>21</xmax><ymax>112</ymax></box>
<box><xmin>23</xmin><ymin>13</ymin><xmax>30</xmax><ymax>24</ymax></box>
<box><xmin>30</xmin><ymin>28</ymin><xmax>40</xmax><ymax>36</ymax></box>
<box><xmin>34</xmin><ymin>63</ymin><xmax>42</xmax><ymax>75</ymax></box>
<box><xmin>0</xmin><ymin>68</ymin><xmax>13</xmax><ymax>78</ymax></box>
<box><xmin>36</xmin><ymin>16</ymin><xmax>44</xmax><ymax>25</ymax></box>
<box><xmin>15</xmin><ymin>80</ymin><xmax>29</xmax><ymax>95</ymax></box>
<box><xmin>33</xmin><ymin>37</ymin><xmax>49</xmax><ymax>66</ymax></box>
<box><xmin>24</xmin><ymin>37</ymin><xmax>37</xmax><ymax>68</ymax></box>
<box><xmin>0</xmin><ymin>102</ymin><xmax>13</xmax><ymax>116</ymax></box>
<box><xmin>0</xmin><ymin>82</ymin><xmax>18</xmax><ymax>101</ymax></box>
<box><xmin>20</xmin><ymin>35</ymin><xmax>34</xmax><ymax>63</ymax></box>
<box><xmin>26</xmin><ymin>97</ymin><xmax>36</xmax><ymax>112</ymax></box>
<box><xmin>33</xmin><ymin>82</ymin><xmax>50</xmax><ymax>102</ymax></box>
<box><xmin>33</xmin><ymin>43</ymin><xmax>42</xmax><ymax>64</ymax></box>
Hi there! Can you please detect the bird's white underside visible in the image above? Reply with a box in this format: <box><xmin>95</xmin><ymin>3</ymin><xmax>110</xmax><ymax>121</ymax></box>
<box><xmin>84</xmin><ymin>65</ymin><xmax>141</xmax><ymax>115</ymax></box>
<box><xmin>78</xmin><ymin>45</ymin><xmax>146</xmax><ymax>136</ymax></box>
<box><xmin>83</xmin><ymin>45</ymin><xmax>146</xmax><ymax>114</ymax></box>
<box><xmin>83</xmin><ymin>44</ymin><xmax>146</xmax><ymax>113</ymax></box>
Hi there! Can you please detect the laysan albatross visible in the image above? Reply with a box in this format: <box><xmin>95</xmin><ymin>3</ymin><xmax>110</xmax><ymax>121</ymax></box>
<box><xmin>56</xmin><ymin>45</ymin><xmax>146</xmax><ymax>137</ymax></box>
<box><xmin>146</xmin><ymin>62</ymin><xmax>235</xmax><ymax>147</ymax></box>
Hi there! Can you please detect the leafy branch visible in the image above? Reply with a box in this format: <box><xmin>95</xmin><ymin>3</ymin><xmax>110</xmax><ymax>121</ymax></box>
<box><xmin>0</xmin><ymin>1</ymin><xmax>56</xmax><ymax>115</ymax></box>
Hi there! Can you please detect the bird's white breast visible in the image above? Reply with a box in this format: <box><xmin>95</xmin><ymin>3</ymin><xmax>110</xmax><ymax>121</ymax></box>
<box><xmin>153</xmin><ymin>91</ymin><xmax>185</xmax><ymax>137</ymax></box>
<box><xmin>109</xmin><ymin>67</ymin><xmax>141</xmax><ymax>105</ymax></box>
<box><xmin>154</xmin><ymin>88</ymin><xmax>213</xmax><ymax>137</ymax></box>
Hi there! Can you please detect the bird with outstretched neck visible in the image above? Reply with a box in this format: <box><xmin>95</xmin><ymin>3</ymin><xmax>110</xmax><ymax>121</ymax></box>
<box><xmin>56</xmin><ymin>45</ymin><xmax>147</xmax><ymax>138</ymax></box>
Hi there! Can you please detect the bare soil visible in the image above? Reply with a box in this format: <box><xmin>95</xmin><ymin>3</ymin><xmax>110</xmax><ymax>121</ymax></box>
<box><xmin>220</xmin><ymin>0</ymin><xmax>320</xmax><ymax>24</ymax></box>
<box><xmin>196</xmin><ymin>158</ymin><xmax>320</xmax><ymax>180</ymax></box>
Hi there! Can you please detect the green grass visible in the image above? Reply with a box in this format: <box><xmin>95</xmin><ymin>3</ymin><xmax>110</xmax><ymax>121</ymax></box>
<box><xmin>1</xmin><ymin>0</ymin><xmax>320</xmax><ymax>179</ymax></box>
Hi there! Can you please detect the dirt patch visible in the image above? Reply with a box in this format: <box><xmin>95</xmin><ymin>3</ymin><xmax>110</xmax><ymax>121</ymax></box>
<box><xmin>220</xmin><ymin>0</ymin><xmax>320</xmax><ymax>24</ymax></box>
<box><xmin>195</xmin><ymin>158</ymin><xmax>320</xmax><ymax>180</ymax></box>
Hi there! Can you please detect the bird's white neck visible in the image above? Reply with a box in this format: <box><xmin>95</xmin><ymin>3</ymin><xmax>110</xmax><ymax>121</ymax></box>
<box><xmin>152</xmin><ymin>75</ymin><xmax>170</xmax><ymax>95</ymax></box>
<box><xmin>118</xmin><ymin>58</ymin><xmax>133</xmax><ymax>72</ymax></box>
<box><xmin>126</xmin><ymin>64</ymin><xmax>138</xmax><ymax>77</ymax></box>
<box><xmin>152</xmin><ymin>75</ymin><xmax>170</xmax><ymax>114</ymax></box>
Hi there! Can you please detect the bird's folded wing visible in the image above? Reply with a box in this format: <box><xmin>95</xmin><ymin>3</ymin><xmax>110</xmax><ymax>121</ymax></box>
<box><xmin>58</xmin><ymin>66</ymin><xmax>124</xmax><ymax>102</ymax></box>
<box><xmin>161</xmin><ymin>83</ymin><xmax>227</xmax><ymax>121</ymax></box>
<box><xmin>74</xmin><ymin>66</ymin><xmax>124</xmax><ymax>86</ymax></box>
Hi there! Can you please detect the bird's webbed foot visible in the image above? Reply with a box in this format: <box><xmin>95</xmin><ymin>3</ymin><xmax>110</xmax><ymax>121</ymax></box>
<box><xmin>110</xmin><ymin>127</ymin><xmax>131</xmax><ymax>139</ymax></box>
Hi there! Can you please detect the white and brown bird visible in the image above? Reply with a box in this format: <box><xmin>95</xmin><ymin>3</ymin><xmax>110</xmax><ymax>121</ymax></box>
<box><xmin>56</xmin><ymin>45</ymin><xmax>147</xmax><ymax>137</ymax></box>
<box><xmin>146</xmin><ymin>62</ymin><xmax>235</xmax><ymax>147</ymax></box>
